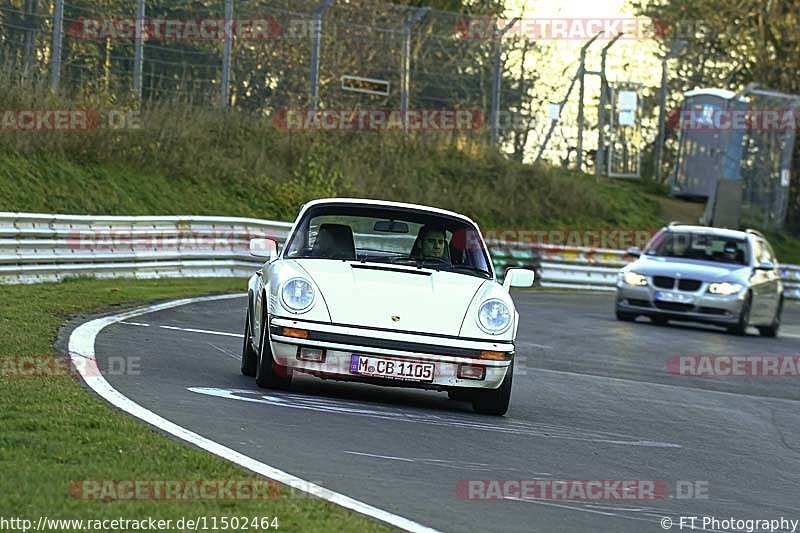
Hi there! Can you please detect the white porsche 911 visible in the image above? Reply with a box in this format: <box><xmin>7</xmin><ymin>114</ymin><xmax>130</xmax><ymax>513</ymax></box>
<box><xmin>241</xmin><ymin>198</ymin><xmax>534</xmax><ymax>415</ymax></box>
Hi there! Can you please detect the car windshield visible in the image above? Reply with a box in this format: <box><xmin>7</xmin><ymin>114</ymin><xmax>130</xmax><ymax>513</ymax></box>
<box><xmin>283</xmin><ymin>204</ymin><xmax>493</xmax><ymax>279</ymax></box>
<box><xmin>645</xmin><ymin>231</ymin><xmax>749</xmax><ymax>265</ymax></box>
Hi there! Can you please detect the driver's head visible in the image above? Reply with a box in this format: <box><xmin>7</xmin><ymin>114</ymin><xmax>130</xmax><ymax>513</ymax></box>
<box><xmin>420</xmin><ymin>227</ymin><xmax>446</xmax><ymax>258</ymax></box>
<box><xmin>723</xmin><ymin>241</ymin><xmax>739</xmax><ymax>259</ymax></box>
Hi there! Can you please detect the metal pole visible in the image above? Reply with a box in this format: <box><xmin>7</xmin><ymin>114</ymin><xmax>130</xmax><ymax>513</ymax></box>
<box><xmin>221</xmin><ymin>0</ymin><xmax>234</xmax><ymax>108</ymax></box>
<box><xmin>310</xmin><ymin>0</ymin><xmax>334</xmax><ymax>111</ymax></box>
<box><xmin>400</xmin><ymin>7</ymin><xmax>429</xmax><ymax>118</ymax></box>
<box><xmin>655</xmin><ymin>41</ymin><xmax>686</xmax><ymax>181</ymax></box>
<box><xmin>133</xmin><ymin>0</ymin><xmax>145</xmax><ymax>104</ymax></box>
<box><xmin>654</xmin><ymin>60</ymin><xmax>668</xmax><ymax>181</ymax></box>
<box><xmin>596</xmin><ymin>33</ymin><xmax>622</xmax><ymax>176</ymax></box>
<box><xmin>575</xmin><ymin>32</ymin><xmax>601</xmax><ymax>172</ymax></box>
<box><xmin>490</xmin><ymin>17</ymin><xmax>519</xmax><ymax>144</ymax></box>
<box><xmin>534</xmin><ymin>72</ymin><xmax>579</xmax><ymax>165</ymax></box>
<box><xmin>49</xmin><ymin>0</ymin><xmax>64</xmax><ymax>91</ymax></box>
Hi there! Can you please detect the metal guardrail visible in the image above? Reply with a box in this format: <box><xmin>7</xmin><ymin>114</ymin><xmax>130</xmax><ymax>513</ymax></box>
<box><xmin>1</xmin><ymin>212</ymin><xmax>798</xmax><ymax>300</ymax></box>
<box><xmin>0</xmin><ymin>213</ymin><xmax>292</xmax><ymax>284</ymax></box>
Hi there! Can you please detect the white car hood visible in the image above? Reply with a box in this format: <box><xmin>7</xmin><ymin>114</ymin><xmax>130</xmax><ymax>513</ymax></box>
<box><xmin>293</xmin><ymin>259</ymin><xmax>488</xmax><ymax>336</ymax></box>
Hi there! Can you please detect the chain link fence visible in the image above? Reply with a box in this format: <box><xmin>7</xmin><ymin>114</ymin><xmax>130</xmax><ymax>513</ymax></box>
<box><xmin>739</xmin><ymin>90</ymin><xmax>800</xmax><ymax>229</ymax></box>
<box><xmin>1</xmin><ymin>0</ymin><xmax>797</xmax><ymax>232</ymax></box>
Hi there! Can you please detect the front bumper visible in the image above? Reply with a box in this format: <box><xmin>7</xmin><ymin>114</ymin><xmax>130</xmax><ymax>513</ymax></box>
<box><xmin>616</xmin><ymin>281</ymin><xmax>745</xmax><ymax>325</ymax></box>
<box><xmin>268</xmin><ymin>317</ymin><xmax>513</xmax><ymax>391</ymax></box>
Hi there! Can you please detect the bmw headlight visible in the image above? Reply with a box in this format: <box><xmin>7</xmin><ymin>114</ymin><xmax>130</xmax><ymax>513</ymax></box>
<box><xmin>622</xmin><ymin>271</ymin><xmax>648</xmax><ymax>286</ymax></box>
<box><xmin>477</xmin><ymin>299</ymin><xmax>512</xmax><ymax>335</ymax></box>
<box><xmin>281</xmin><ymin>278</ymin><xmax>315</xmax><ymax>313</ymax></box>
<box><xmin>708</xmin><ymin>282</ymin><xmax>743</xmax><ymax>296</ymax></box>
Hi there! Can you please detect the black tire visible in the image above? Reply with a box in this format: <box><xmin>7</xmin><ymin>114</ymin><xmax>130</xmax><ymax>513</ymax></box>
<box><xmin>615</xmin><ymin>307</ymin><xmax>636</xmax><ymax>322</ymax></box>
<box><xmin>255</xmin><ymin>301</ymin><xmax>292</xmax><ymax>390</ymax></box>
<box><xmin>447</xmin><ymin>389</ymin><xmax>472</xmax><ymax>401</ymax></box>
<box><xmin>240</xmin><ymin>303</ymin><xmax>258</xmax><ymax>377</ymax></box>
<box><xmin>757</xmin><ymin>296</ymin><xmax>783</xmax><ymax>338</ymax></box>
<box><xmin>472</xmin><ymin>364</ymin><xmax>513</xmax><ymax>416</ymax></box>
<box><xmin>727</xmin><ymin>292</ymin><xmax>752</xmax><ymax>336</ymax></box>
<box><xmin>651</xmin><ymin>316</ymin><xmax>669</xmax><ymax>326</ymax></box>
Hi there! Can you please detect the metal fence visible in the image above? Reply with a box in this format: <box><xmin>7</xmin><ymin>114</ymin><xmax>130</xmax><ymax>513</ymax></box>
<box><xmin>2</xmin><ymin>211</ymin><xmax>798</xmax><ymax>301</ymax></box>
<box><xmin>0</xmin><ymin>0</ymin><xmax>670</xmax><ymax>164</ymax></box>
<box><xmin>739</xmin><ymin>88</ymin><xmax>800</xmax><ymax>229</ymax></box>
<box><xmin>0</xmin><ymin>0</ymin><xmax>532</xmax><ymax>141</ymax></box>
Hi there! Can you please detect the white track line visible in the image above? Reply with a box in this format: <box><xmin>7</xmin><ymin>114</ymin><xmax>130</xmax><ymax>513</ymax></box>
<box><xmin>68</xmin><ymin>293</ymin><xmax>437</xmax><ymax>533</ymax></box>
<box><xmin>159</xmin><ymin>325</ymin><xmax>244</xmax><ymax>338</ymax></box>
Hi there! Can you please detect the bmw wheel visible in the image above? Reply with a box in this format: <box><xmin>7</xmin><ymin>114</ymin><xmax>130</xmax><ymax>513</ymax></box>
<box><xmin>727</xmin><ymin>292</ymin><xmax>752</xmax><ymax>336</ymax></box>
<box><xmin>757</xmin><ymin>296</ymin><xmax>783</xmax><ymax>338</ymax></box>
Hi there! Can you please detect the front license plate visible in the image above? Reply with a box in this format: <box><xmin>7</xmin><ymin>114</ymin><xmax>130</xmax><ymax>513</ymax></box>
<box><xmin>654</xmin><ymin>290</ymin><xmax>694</xmax><ymax>304</ymax></box>
<box><xmin>349</xmin><ymin>355</ymin><xmax>434</xmax><ymax>382</ymax></box>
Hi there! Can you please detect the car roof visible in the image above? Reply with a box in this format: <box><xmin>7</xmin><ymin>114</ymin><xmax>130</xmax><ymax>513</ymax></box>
<box><xmin>666</xmin><ymin>225</ymin><xmax>751</xmax><ymax>241</ymax></box>
<box><xmin>300</xmin><ymin>198</ymin><xmax>479</xmax><ymax>226</ymax></box>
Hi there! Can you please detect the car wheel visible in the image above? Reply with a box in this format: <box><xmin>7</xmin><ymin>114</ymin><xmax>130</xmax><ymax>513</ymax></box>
<box><xmin>240</xmin><ymin>303</ymin><xmax>257</xmax><ymax>377</ymax></box>
<box><xmin>757</xmin><ymin>296</ymin><xmax>783</xmax><ymax>338</ymax></box>
<box><xmin>448</xmin><ymin>389</ymin><xmax>472</xmax><ymax>401</ymax></box>
<box><xmin>651</xmin><ymin>316</ymin><xmax>669</xmax><ymax>326</ymax></box>
<box><xmin>727</xmin><ymin>292</ymin><xmax>752</xmax><ymax>336</ymax></box>
<box><xmin>615</xmin><ymin>307</ymin><xmax>636</xmax><ymax>322</ymax></box>
<box><xmin>472</xmin><ymin>364</ymin><xmax>513</xmax><ymax>416</ymax></box>
<box><xmin>255</xmin><ymin>304</ymin><xmax>292</xmax><ymax>390</ymax></box>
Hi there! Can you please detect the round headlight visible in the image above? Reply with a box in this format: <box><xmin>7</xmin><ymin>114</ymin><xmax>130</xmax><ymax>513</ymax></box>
<box><xmin>477</xmin><ymin>299</ymin><xmax>512</xmax><ymax>334</ymax></box>
<box><xmin>281</xmin><ymin>278</ymin><xmax>315</xmax><ymax>313</ymax></box>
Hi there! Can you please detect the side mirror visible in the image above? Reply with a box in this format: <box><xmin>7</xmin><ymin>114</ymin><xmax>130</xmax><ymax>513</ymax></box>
<box><xmin>755</xmin><ymin>261</ymin><xmax>775</xmax><ymax>271</ymax></box>
<box><xmin>249</xmin><ymin>238</ymin><xmax>278</xmax><ymax>262</ymax></box>
<box><xmin>503</xmin><ymin>268</ymin><xmax>535</xmax><ymax>289</ymax></box>
<box><xmin>627</xmin><ymin>247</ymin><xmax>642</xmax><ymax>257</ymax></box>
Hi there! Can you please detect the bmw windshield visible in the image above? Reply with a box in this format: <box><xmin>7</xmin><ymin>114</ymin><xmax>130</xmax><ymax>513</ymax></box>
<box><xmin>645</xmin><ymin>231</ymin><xmax>749</xmax><ymax>266</ymax></box>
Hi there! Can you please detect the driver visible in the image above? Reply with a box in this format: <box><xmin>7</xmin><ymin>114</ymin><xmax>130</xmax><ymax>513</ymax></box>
<box><xmin>722</xmin><ymin>241</ymin><xmax>740</xmax><ymax>263</ymax></box>
<box><xmin>413</xmin><ymin>226</ymin><xmax>447</xmax><ymax>259</ymax></box>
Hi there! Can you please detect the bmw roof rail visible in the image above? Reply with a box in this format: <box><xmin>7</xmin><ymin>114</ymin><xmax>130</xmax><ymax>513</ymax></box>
<box><xmin>745</xmin><ymin>228</ymin><xmax>765</xmax><ymax>238</ymax></box>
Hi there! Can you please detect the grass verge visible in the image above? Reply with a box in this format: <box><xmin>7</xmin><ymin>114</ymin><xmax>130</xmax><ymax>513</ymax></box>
<box><xmin>0</xmin><ymin>277</ymin><xmax>390</xmax><ymax>532</ymax></box>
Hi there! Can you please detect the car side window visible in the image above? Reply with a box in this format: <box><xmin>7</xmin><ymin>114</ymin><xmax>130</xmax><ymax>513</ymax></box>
<box><xmin>751</xmin><ymin>239</ymin><xmax>763</xmax><ymax>265</ymax></box>
<box><xmin>753</xmin><ymin>238</ymin><xmax>771</xmax><ymax>265</ymax></box>
<box><xmin>758</xmin><ymin>239</ymin><xmax>777</xmax><ymax>264</ymax></box>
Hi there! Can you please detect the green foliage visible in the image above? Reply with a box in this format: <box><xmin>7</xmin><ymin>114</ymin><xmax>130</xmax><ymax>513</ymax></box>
<box><xmin>0</xmin><ymin>278</ymin><xmax>391</xmax><ymax>530</ymax></box>
<box><xmin>2</xmin><ymin>78</ymin><xmax>799</xmax><ymax>261</ymax></box>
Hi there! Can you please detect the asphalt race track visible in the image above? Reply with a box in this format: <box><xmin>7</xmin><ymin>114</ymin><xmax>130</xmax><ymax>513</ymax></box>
<box><xmin>66</xmin><ymin>291</ymin><xmax>800</xmax><ymax>532</ymax></box>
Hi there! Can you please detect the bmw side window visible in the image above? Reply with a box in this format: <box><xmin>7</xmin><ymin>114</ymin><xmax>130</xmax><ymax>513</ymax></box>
<box><xmin>763</xmin><ymin>241</ymin><xmax>777</xmax><ymax>265</ymax></box>
<box><xmin>757</xmin><ymin>239</ymin><xmax>775</xmax><ymax>265</ymax></box>
<box><xmin>750</xmin><ymin>239</ymin><xmax>761</xmax><ymax>265</ymax></box>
